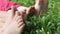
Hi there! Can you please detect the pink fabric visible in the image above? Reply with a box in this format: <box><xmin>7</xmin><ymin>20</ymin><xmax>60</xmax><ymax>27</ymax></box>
<box><xmin>0</xmin><ymin>0</ymin><xmax>20</xmax><ymax>11</ymax></box>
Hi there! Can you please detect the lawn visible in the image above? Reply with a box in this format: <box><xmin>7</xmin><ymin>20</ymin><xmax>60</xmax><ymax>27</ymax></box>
<box><xmin>12</xmin><ymin>0</ymin><xmax>60</xmax><ymax>34</ymax></box>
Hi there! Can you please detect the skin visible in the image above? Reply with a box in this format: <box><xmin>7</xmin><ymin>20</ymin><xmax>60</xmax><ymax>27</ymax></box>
<box><xmin>1</xmin><ymin>7</ymin><xmax>25</xmax><ymax>34</ymax></box>
<box><xmin>0</xmin><ymin>0</ymin><xmax>48</xmax><ymax>34</ymax></box>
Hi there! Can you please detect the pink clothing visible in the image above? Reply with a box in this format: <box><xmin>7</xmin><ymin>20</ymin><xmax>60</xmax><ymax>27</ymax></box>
<box><xmin>0</xmin><ymin>0</ymin><xmax>20</xmax><ymax>11</ymax></box>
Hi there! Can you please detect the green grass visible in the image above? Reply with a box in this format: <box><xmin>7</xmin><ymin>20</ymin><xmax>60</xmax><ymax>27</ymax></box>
<box><xmin>12</xmin><ymin>0</ymin><xmax>60</xmax><ymax>34</ymax></box>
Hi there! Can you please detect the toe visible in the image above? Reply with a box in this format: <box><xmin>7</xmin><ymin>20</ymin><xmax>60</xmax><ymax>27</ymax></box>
<box><xmin>18</xmin><ymin>24</ymin><xmax>25</xmax><ymax>34</ymax></box>
<box><xmin>15</xmin><ymin>11</ymin><xmax>20</xmax><ymax>16</ymax></box>
<box><xmin>11</xmin><ymin>6</ymin><xmax>17</xmax><ymax>15</ymax></box>
<box><xmin>18</xmin><ymin>22</ymin><xmax>24</xmax><ymax>27</ymax></box>
<box><xmin>16</xmin><ymin>16</ymin><xmax>22</xmax><ymax>21</ymax></box>
<box><xmin>17</xmin><ymin>19</ymin><xmax>23</xmax><ymax>24</ymax></box>
<box><xmin>18</xmin><ymin>24</ymin><xmax>25</xmax><ymax>30</ymax></box>
<box><xmin>17</xmin><ymin>18</ymin><xmax>23</xmax><ymax>24</ymax></box>
<box><xmin>14</xmin><ymin>11</ymin><xmax>21</xmax><ymax>20</ymax></box>
<box><xmin>7</xmin><ymin>6</ymin><xmax>17</xmax><ymax>18</ymax></box>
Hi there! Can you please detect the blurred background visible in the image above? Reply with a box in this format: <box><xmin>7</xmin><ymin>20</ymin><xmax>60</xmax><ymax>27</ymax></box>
<box><xmin>12</xmin><ymin>0</ymin><xmax>59</xmax><ymax>34</ymax></box>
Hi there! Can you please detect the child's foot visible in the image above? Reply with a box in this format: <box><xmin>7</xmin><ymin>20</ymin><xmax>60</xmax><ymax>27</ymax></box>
<box><xmin>1</xmin><ymin>6</ymin><xmax>25</xmax><ymax>34</ymax></box>
<box><xmin>1</xmin><ymin>6</ymin><xmax>16</xmax><ymax>32</ymax></box>
<box><xmin>2</xmin><ymin>11</ymin><xmax>25</xmax><ymax>34</ymax></box>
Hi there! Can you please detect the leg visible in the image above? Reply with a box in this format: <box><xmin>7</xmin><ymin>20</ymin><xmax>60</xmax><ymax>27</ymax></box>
<box><xmin>35</xmin><ymin>0</ymin><xmax>43</xmax><ymax>15</ymax></box>
<box><xmin>35</xmin><ymin>0</ymin><xmax>48</xmax><ymax>15</ymax></box>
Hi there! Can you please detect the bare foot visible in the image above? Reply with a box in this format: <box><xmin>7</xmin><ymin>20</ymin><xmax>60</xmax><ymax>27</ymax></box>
<box><xmin>1</xmin><ymin>6</ymin><xmax>16</xmax><ymax>32</ymax></box>
<box><xmin>2</xmin><ymin>6</ymin><xmax>25</xmax><ymax>34</ymax></box>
